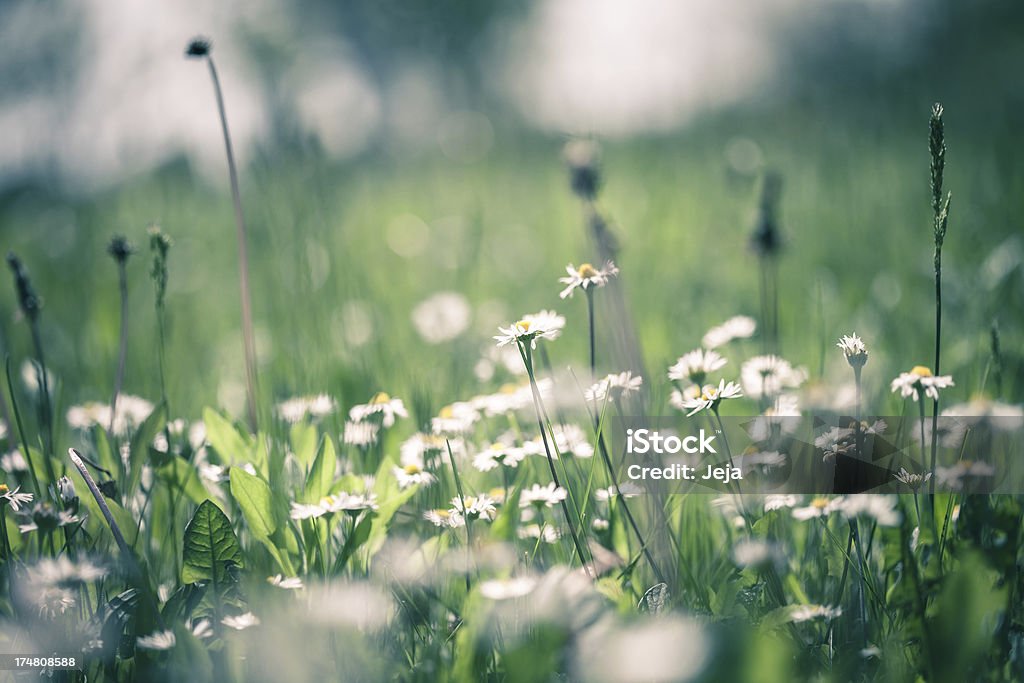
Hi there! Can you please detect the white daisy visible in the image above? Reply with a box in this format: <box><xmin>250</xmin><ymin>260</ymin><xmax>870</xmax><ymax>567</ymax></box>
<box><xmin>67</xmin><ymin>396</ymin><xmax>156</xmax><ymax>437</ymax></box>
<box><xmin>558</xmin><ymin>261</ymin><xmax>619</xmax><ymax>299</ymax></box>
<box><xmin>449</xmin><ymin>494</ymin><xmax>497</xmax><ymax>521</ymax></box>
<box><xmin>668</xmin><ymin>349</ymin><xmax>728</xmax><ymax>385</ymax></box>
<box><xmin>791</xmin><ymin>497</ymin><xmax>834</xmax><ymax>521</ymax></box>
<box><xmin>763</xmin><ymin>494</ymin><xmax>800</xmax><ymax>511</ymax></box>
<box><xmin>519</xmin><ymin>310</ymin><xmax>567</xmax><ymax>340</ymax></box>
<box><xmin>741</xmin><ymin>355</ymin><xmax>807</xmax><ymax>400</ymax></box>
<box><xmin>137</xmin><ymin>630</ymin><xmax>176</xmax><ymax>650</ymax></box>
<box><xmin>431</xmin><ymin>402</ymin><xmax>480</xmax><ymax>435</ymax></box>
<box><xmin>393</xmin><ymin>460</ymin><xmax>436</xmax><ymax>490</ymax></box>
<box><xmin>290</xmin><ymin>499</ymin><xmax>331</xmax><ymax>521</ymax></box>
<box><xmin>348</xmin><ymin>392</ymin><xmax>407</xmax><ymax>428</ymax></box>
<box><xmin>276</xmin><ymin>394</ymin><xmax>337</xmax><ymax>423</ymax></box>
<box><xmin>701</xmin><ymin>315</ymin><xmax>757</xmax><ymax>349</ymax></box>
<box><xmin>0</xmin><ymin>484</ymin><xmax>34</xmax><ymax>512</ymax></box>
<box><xmin>411</xmin><ymin>291</ymin><xmax>472</xmax><ymax>344</ymax></box>
<box><xmin>479</xmin><ymin>576</ymin><xmax>538</xmax><ymax>600</ymax></box>
<box><xmin>519</xmin><ymin>483</ymin><xmax>568</xmax><ymax>509</ymax></box>
<box><xmin>424</xmin><ymin>508</ymin><xmax>464</xmax><ymax>528</ymax></box>
<box><xmin>494</xmin><ymin>318</ymin><xmax>561</xmax><ymax>349</ymax></box>
<box><xmin>836</xmin><ymin>333</ymin><xmax>868</xmax><ymax>369</ymax></box>
<box><xmin>221</xmin><ymin>612</ymin><xmax>260</xmax><ymax>630</ymax></box>
<box><xmin>326</xmin><ymin>492</ymin><xmax>379</xmax><ymax>514</ymax></box>
<box><xmin>552</xmin><ymin>424</ymin><xmax>595</xmax><ymax>458</ymax></box>
<box><xmin>830</xmin><ymin>495</ymin><xmax>900</xmax><ymax>527</ymax></box>
<box><xmin>594</xmin><ymin>482</ymin><xmax>643</xmax><ymax>501</ymax></box>
<box><xmin>893</xmin><ymin>467</ymin><xmax>932</xmax><ymax>490</ymax></box>
<box><xmin>0</xmin><ymin>450</ymin><xmax>27</xmax><ymax>473</ymax></box>
<box><xmin>673</xmin><ymin>379</ymin><xmax>743</xmax><ymax>416</ymax></box>
<box><xmin>585</xmin><ymin>371</ymin><xmax>644</xmax><ymax>402</ymax></box>
<box><xmin>343</xmin><ymin>420</ymin><xmax>380</xmax><ymax>447</ymax></box>
<box><xmin>935</xmin><ymin>460</ymin><xmax>995</xmax><ymax>491</ymax></box>
<box><xmin>791</xmin><ymin>605</ymin><xmax>843</xmax><ymax>622</ymax></box>
<box><xmin>472</xmin><ymin>442</ymin><xmax>528</xmax><ymax>472</ymax></box>
<box><xmin>517</xmin><ymin>523</ymin><xmax>560</xmax><ymax>543</ymax></box>
<box><xmin>268</xmin><ymin>574</ymin><xmax>304</xmax><ymax>590</ymax></box>
<box><xmin>890</xmin><ymin>366</ymin><xmax>954</xmax><ymax>402</ymax></box>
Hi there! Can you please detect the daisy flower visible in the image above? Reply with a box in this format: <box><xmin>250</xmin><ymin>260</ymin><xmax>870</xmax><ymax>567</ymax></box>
<box><xmin>411</xmin><ymin>291</ymin><xmax>472</xmax><ymax>344</ymax></box>
<box><xmin>558</xmin><ymin>261</ymin><xmax>619</xmax><ymax>299</ymax></box>
<box><xmin>519</xmin><ymin>483</ymin><xmax>568</xmax><ymax>509</ymax></box>
<box><xmin>479</xmin><ymin>576</ymin><xmax>538</xmax><ymax>600</ymax></box>
<box><xmin>18</xmin><ymin>502</ymin><xmax>79</xmax><ymax>533</ymax></box>
<box><xmin>449</xmin><ymin>494</ymin><xmax>498</xmax><ymax>521</ymax></box>
<box><xmin>431</xmin><ymin>402</ymin><xmax>480</xmax><ymax>435</ymax></box>
<box><xmin>890</xmin><ymin>366</ymin><xmax>954</xmax><ymax>402</ymax></box>
<box><xmin>276</xmin><ymin>394</ymin><xmax>337</xmax><ymax>423</ymax></box>
<box><xmin>326</xmin><ymin>492</ymin><xmax>379</xmax><ymax>514</ymax></box>
<box><xmin>393</xmin><ymin>458</ymin><xmax>436</xmax><ymax>490</ymax></box>
<box><xmin>268</xmin><ymin>574</ymin><xmax>304</xmax><ymax>590</ymax></box>
<box><xmin>893</xmin><ymin>467</ymin><xmax>932</xmax><ymax>490</ymax></box>
<box><xmin>701</xmin><ymin>315</ymin><xmax>757</xmax><ymax>349</ymax></box>
<box><xmin>741</xmin><ymin>355</ymin><xmax>807</xmax><ymax>400</ymax></box>
<box><xmin>494</xmin><ymin>318</ymin><xmax>561</xmax><ymax>349</ymax></box>
<box><xmin>585</xmin><ymin>371</ymin><xmax>644</xmax><ymax>402</ymax></box>
<box><xmin>935</xmin><ymin>460</ymin><xmax>995</xmax><ymax>491</ymax></box>
<box><xmin>349</xmin><ymin>392</ymin><xmax>408</xmax><ymax>427</ymax></box>
<box><xmin>668</xmin><ymin>349</ymin><xmax>728</xmax><ymax>386</ymax></box>
<box><xmin>790</xmin><ymin>605</ymin><xmax>843</xmax><ymax>622</ymax></box>
<box><xmin>836</xmin><ymin>333</ymin><xmax>868</xmax><ymax>369</ymax></box>
<box><xmin>791</xmin><ymin>497</ymin><xmax>834</xmax><ymax>521</ymax></box>
<box><xmin>518</xmin><ymin>523</ymin><xmax>560</xmax><ymax>543</ymax></box>
<box><xmin>763</xmin><ymin>494</ymin><xmax>800</xmax><ymax>512</ymax></box>
<box><xmin>519</xmin><ymin>310</ymin><xmax>567</xmax><ymax>340</ymax></box>
<box><xmin>222</xmin><ymin>612</ymin><xmax>260</xmax><ymax>630</ymax></box>
<box><xmin>472</xmin><ymin>442</ymin><xmax>527</xmax><ymax>472</ymax></box>
<box><xmin>674</xmin><ymin>379</ymin><xmax>743</xmax><ymax>416</ymax></box>
<box><xmin>830</xmin><ymin>495</ymin><xmax>900</xmax><ymax>527</ymax></box>
<box><xmin>1</xmin><ymin>450</ymin><xmax>28</xmax><ymax>474</ymax></box>
<box><xmin>424</xmin><ymin>508</ymin><xmax>463</xmax><ymax>528</ymax></box>
<box><xmin>343</xmin><ymin>420</ymin><xmax>380</xmax><ymax>447</ymax></box>
<box><xmin>137</xmin><ymin>630</ymin><xmax>176</xmax><ymax>650</ymax></box>
<box><xmin>290</xmin><ymin>499</ymin><xmax>331</xmax><ymax>521</ymax></box>
<box><xmin>0</xmin><ymin>484</ymin><xmax>33</xmax><ymax>511</ymax></box>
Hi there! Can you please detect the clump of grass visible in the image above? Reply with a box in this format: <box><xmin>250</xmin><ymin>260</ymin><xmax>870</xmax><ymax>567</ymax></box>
<box><xmin>186</xmin><ymin>37</ymin><xmax>260</xmax><ymax>429</ymax></box>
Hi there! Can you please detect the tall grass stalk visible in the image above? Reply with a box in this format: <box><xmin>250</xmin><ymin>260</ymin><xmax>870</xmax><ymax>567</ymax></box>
<box><xmin>186</xmin><ymin>38</ymin><xmax>260</xmax><ymax>429</ymax></box>
<box><xmin>517</xmin><ymin>341</ymin><xmax>591</xmax><ymax>574</ymax></box>
<box><xmin>107</xmin><ymin>236</ymin><xmax>134</xmax><ymax>435</ymax></box>
<box><xmin>928</xmin><ymin>103</ymin><xmax>951</xmax><ymax>500</ymax></box>
<box><xmin>751</xmin><ymin>171</ymin><xmax>783</xmax><ymax>353</ymax></box>
<box><xmin>6</xmin><ymin>254</ymin><xmax>57</xmax><ymax>485</ymax></box>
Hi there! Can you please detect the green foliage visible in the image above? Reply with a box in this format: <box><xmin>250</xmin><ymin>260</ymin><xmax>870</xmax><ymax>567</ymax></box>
<box><xmin>181</xmin><ymin>500</ymin><xmax>244</xmax><ymax>585</ymax></box>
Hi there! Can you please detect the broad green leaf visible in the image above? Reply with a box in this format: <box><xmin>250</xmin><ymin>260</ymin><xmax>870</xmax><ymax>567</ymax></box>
<box><xmin>127</xmin><ymin>401</ymin><xmax>166</xmax><ymax>496</ymax></box>
<box><xmin>203</xmin><ymin>408</ymin><xmax>253</xmax><ymax>466</ymax></box>
<box><xmin>489</xmin><ymin>485</ymin><xmax>522</xmax><ymax>542</ymax></box>
<box><xmin>229</xmin><ymin>467</ymin><xmax>278</xmax><ymax>539</ymax></box>
<box><xmin>156</xmin><ymin>458</ymin><xmax>211</xmax><ymax>505</ymax></box>
<box><xmin>182</xmin><ymin>500</ymin><xmax>244</xmax><ymax>585</ymax></box>
<box><xmin>304</xmin><ymin>435</ymin><xmax>336</xmax><ymax>504</ymax></box>
<box><xmin>290</xmin><ymin>422</ymin><xmax>319</xmax><ymax>469</ymax></box>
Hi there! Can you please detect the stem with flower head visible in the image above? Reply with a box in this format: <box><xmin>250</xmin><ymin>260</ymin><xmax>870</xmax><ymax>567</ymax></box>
<box><xmin>517</xmin><ymin>341</ymin><xmax>591</xmax><ymax>575</ymax></box>
<box><xmin>188</xmin><ymin>42</ymin><xmax>260</xmax><ymax>430</ymax></box>
<box><xmin>108</xmin><ymin>240</ymin><xmax>132</xmax><ymax>435</ymax></box>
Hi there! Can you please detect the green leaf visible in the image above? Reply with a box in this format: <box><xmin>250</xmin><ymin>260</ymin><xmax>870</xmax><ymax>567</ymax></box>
<box><xmin>203</xmin><ymin>408</ymin><xmax>253</xmax><ymax>466</ymax></box>
<box><xmin>229</xmin><ymin>467</ymin><xmax>278</xmax><ymax>540</ymax></box>
<box><xmin>182</xmin><ymin>500</ymin><xmax>244</xmax><ymax>585</ymax></box>
<box><xmin>304</xmin><ymin>435</ymin><xmax>336</xmax><ymax>504</ymax></box>
<box><xmin>290</xmin><ymin>422</ymin><xmax>319</xmax><ymax>469</ymax></box>
<box><xmin>127</xmin><ymin>401</ymin><xmax>166</xmax><ymax>496</ymax></box>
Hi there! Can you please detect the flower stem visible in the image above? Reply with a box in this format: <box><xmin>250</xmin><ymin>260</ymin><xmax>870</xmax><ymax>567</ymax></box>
<box><xmin>109</xmin><ymin>259</ymin><xmax>130</xmax><ymax>435</ymax></box>
<box><xmin>586</xmin><ymin>288</ymin><xmax>596</xmax><ymax>378</ymax></box>
<box><xmin>519</xmin><ymin>343</ymin><xmax>591</xmax><ymax>575</ymax></box>
<box><xmin>203</xmin><ymin>54</ymin><xmax>260</xmax><ymax>430</ymax></box>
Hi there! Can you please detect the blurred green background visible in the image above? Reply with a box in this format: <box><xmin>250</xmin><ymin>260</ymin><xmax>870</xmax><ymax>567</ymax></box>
<box><xmin>0</xmin><ymin>0</ymin><xmax>1021</xmax><ymax>430</ymax></box>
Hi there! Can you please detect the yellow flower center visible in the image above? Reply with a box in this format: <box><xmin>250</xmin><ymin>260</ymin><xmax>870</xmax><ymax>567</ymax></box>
<box><xmin>434</xmin><ymin>509</ymin><xmax>450</xmax><ymax>519</ymax></box>
<box><xmin>403</xmin><ymin>464</ymin><xmax>421</xmax><ymax>475</ymax></box>
<box><xmin>319</xmin><ymin>496</ymin><xmax>333</xmax><ymax>507</ymax></box>
<box><xmin>370</xmin><ymin>392</ymin><xmax>391</xmax><ymax>405</ymax></box>
<box><xmin>810</xmin><ymin>497</ymin><xmax>830</xmax><ymax>510</ymax></box>
<box><xmin>578</xmin><ymin>263</ymin><xmax>599</xmax><ymax>278</ymax></box>
<box><xmin>910</xmin><ymin>366</ymin><xmax>932</xmax><ymax>377</ymax></box>
<box><xmin>439</xmin><ymin>405</ymin><xmax>455</xmax><ymax>419</ymax></box>
<box><xmin>499</xmin><ymin>383</ymin><xmax>518</xmax><ymax>394</ymax></box>
<box><xmin>515</xmin><ymin>320</ymin><xmax>532</xmax><ymax>332</ymax></box>
<box><xmin>0</xmin><ymin>484</ymin><xmax>8</xmax><ymax>495</ymax></box>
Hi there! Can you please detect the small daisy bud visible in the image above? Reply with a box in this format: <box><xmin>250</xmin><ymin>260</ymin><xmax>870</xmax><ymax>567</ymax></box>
<box><xmin>57</xmin><ymin>475</ymin><xmax>78</xmax><ymax>505</ymax></box>
<box><xmin>750</xmin><ymin>171</ymin><xmax>783</xmax><ymax>256</ymax></box>
<box><xmin>6</xmin><ymin>252</ymin><xmax>42</xmax><ymax>321</ymax></box>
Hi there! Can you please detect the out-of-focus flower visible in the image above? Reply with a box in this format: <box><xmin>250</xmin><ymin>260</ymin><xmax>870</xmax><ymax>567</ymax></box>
<box><xmin>890</xmin><ymin>366</ymin><xmax>954</xmax><ymax>402</ymax></box>
<box><xmin>411</xmin><ymin>292</ymin><xmax>472</xmax><ymax>344</ymax></box>
<box><xmin>431</xmin><ymin>402</ymin><xmax>479</xmax><ymax>435</ymax></box>
<box><xmin>473</xmin><ymin>442</ymin><xmax>528</xmax><ymax>472</ymax></box>
<box><xmin>137</xmin><ymin>630</ymin><xmax>176</xmax><ymax>650</ymax></box>
<box><xmin>393</xmin><ymin>458</ymin><xmax>435</xmax><ymax>490</ymax></box>
<box><xmin>741</xmin><ymin>356</ymin><xmax>807</xmax><ymax>400</ymax></box>
<box><xmin>0</xmin><ymin>484</ymin><xmax>33</xmax><ymax>511</ymax></box>
<box><xmin>343</xmin><ymin>420</ymin><xmax>380</xmax><ymax>447</ymax></box>
<box><xmin>349</xmin><ymin>393</ymin><xmax>407</xmax><ymax>428</ymax></box>
<box><xmin>790</xmin><ymin>605</ymin><xmax>843</xmax><ymax>622</ymax></box>
<box><xmin>668</xmin><ymin>349</ymin><xmax>727</xmax><ymax>385</ymax></box>
<box><xmin>268</xmin><ymin>575</ymin><xmax>304</xmax><ymax>590</ymax></box>
<box><xmin>830</xmin><ymin>495</ymin><xmax>900</xmax><ymax>527</ymax></box>
<box><xmin>222</xmin><ymin>612</ymin><xmax>260</xmax><ymax>630</ymax></box>
<box><xmin>479</xmin><ymin>576</ymin><xmax>538</xmax><ymax>600</ymax></box>
<box><xmin>520</xmin><ymin>483</ymin><xmax>568</xmax><ymax>509</ymax></box>
<box><xmin>575</xmin><ymin>614</ymin><xmax>708</xmax><ymax>683</ymax></box>
<box><xmin>935</xmin><ymin>460</ymin><xmax>995</xmax><ymax>491</ymax></box>
<box><xmin>449</xmin><ymin>494</ymin><xmax>497</xmax><ymax>521</ymax></box>
<box><xmin>791</xmin><ymin>497</ymin><xmax>833</xmax><ymax>521</ymax></box>
<box><xmin>66</xmin><ymin>395</ymin><xmax>154</xmax><ymax>436</ymax></box>
<box><xmin>586</xmin><ymin>371</ymin><xmax>643</xmax><ymax>402</ymax></box>
<box><xmin>893</xmin><ymin>467</ymin><xmax>931</xmax><ymax>490</ymax></box>
<box><xmin>702</xmin><ymin>316</ymin><xmax>756</xmax><ymax>349</ymax></box>
<box><xmin>276</xmin><ymin>394</ymin><xmax>337</xmax><ymax>423</ymax></box>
